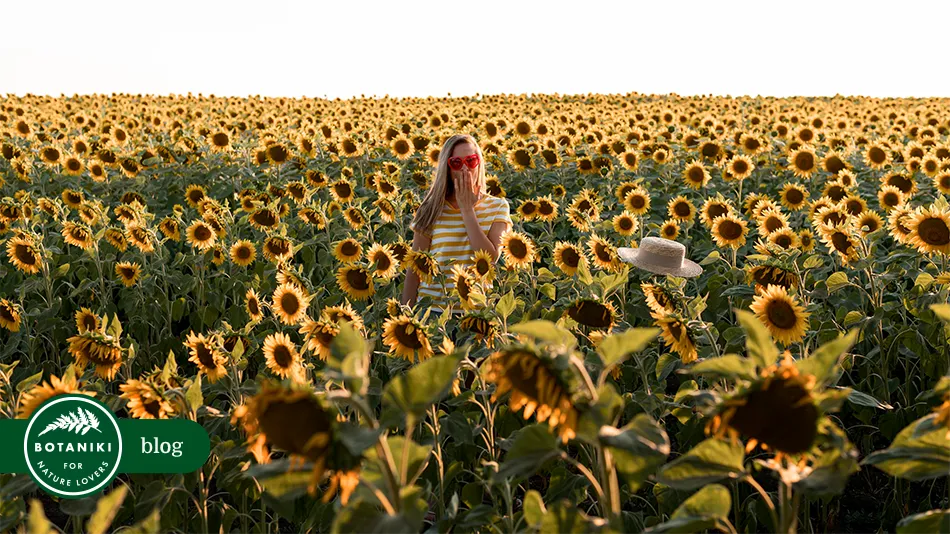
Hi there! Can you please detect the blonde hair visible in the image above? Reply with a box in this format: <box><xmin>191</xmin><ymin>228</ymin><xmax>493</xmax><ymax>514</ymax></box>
<box><xmin>411</xmin><ymin>134</ymin><xmax>486</xmax><ymax>237</ymax></box>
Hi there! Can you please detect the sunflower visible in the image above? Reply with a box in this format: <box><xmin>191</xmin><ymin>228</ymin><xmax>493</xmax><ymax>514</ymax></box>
<box><xmin>727</xmin><ymin>154</ymin><xmax>755</xmax><ymax>180</ymax></box>
<box><xmin>300</xmin><ymin>318</ymin><xmax>340</xmax><ymax>361</ymax></box>
<box><xmin>651</xmin><ymin>310</ymin><xmax>697</xmax><ymax>364</ymax></box>
<box><xmin>208</xmin><ymin>130</ymin><xmax>232</xmax><ymax>152</ymax></box>
<box><xmin>484</xmin><ymin>346</ymin><xmax>579</xmax><ymax>442</ymax></box>
<box><xmin>39</xmin><ymin>145</ymin><xmax>62</xmax><ymax>165</ymax></box>
<box><xmin>818</xmin><ymin>222</ymin><xmax>860</xmax><ymax>265</ymax></box>
<box><xmin>756</xmin><ymin>208</ymin><xmax>790</xmax><ymax>237</ymax></box>
<box><xmin>448</xmin><ymin>264</ymin><xmax>481</xmax><ymax>311</ymax></box>
<box><xmin>16</xmin><ymin>371</ymin><xmax>95</xmax><ymax>419</ymax></box>
<box><xmin>74</xmin><ymin>307</ymin><xmax>101</xmax><ymax>334</ymax></box>
<box><xmin>472</xmin><ymin>249</ymin><xmax>496</xmax><ymax>281</ymax></box>
<box><xmin>682</xmin><ymin>160</ymin><xmax>710</xmax><ymax>189</ymax></box>
<box><xmin>881</xmin><ymin>172</ymin><xmax>917</xmax><ymax>196</ymax></box>
<box><xmin>62</xmin><ymin>221</ymin><xmax>94</xmax><ymax>250</ymax></box>
<box><xmin>517</xmin><ymin>199</ymin><xmax>539</xmax><ymax>221</ymax></box>
<box><xmin>321</xmin><ymin>301</ymin><xmax>365</xmax><ymax>333</ymax></box>
<box><xmin>246</xmin><ymin>289</ymin><xmax>264</xmax><ymax>323</ymax></box>
<box><xmin>551</xmin><ymin>242</ymin><xmax>584</xmax><ymax>276</ymax></box>
<box><xmin>642</xmin><ymin>282</ymin><xmax>676</xmax><ymax>315</ymax></box>
<box><xmin>263</xmin><ymin>332</ymin><xmax>302</xmax><ymax>381</ymax></box>
<box><xmin>115</xmin><ymin>261</ymin><xmax>142</xmax><ymax>287</ymax></box>
<box><xmin>67</xmin><ymin>330</ymin><xmax>124</xmax><ymax>380</ymax></box>
<box><xmin>6</xmin><ymin>234</ymin><xmax>42</xmax><ymax>275</ymax></box>
<box><xmin>186</xmin><ymin>220</ymin><xmax>217</xmax><ymax>251</ymax></box>
<box><xmin>158</xmin><ymin>217</ymin><xmax>181</xmax><ymax>241</ymax></box>
<box><xmin>333</xmin><ymin>238</ymin><xmax>362</xmax><ymax>263</ymax></box>
<box><xmin>0</xmin><ymin>299</ymin><xmax>22</xmax><ymax>332</ymax></box>
<box><xmin>660</xmin><ymin>220</ymin><xmax>680</xmax><ymax>240</ymax></box>
<box><xmin>272</xmin><ymin>282</ymin><xmax>312</xmax><ymax>324</ymax></box>
<box><xmin>336</xmin><ymin>265</ymin><xmax>375</xmax><ymax>301</ymax></box>
<box><xmin>185</xmin><ymin>331</ymin><xmax>228</xmax><ymax>382</ymax></box>
<box><xmin>330</xmin><ymin>179</ymin><xmax>355</xmax><ymax>203</ymax></box>
<box><xmin>367</xmin><ymin>243</ymin><xmax>397</xmax><ymax>279</ymax></box>
<box><xmin>459</xmin><ymin>312</ymin><xmax>499</xmax><ymax>348</ymax></box>
<box><xmin>888</xmin><ymin>207</ymin><xmax>915</xmax><ymax>245</ymax></box>
<box><xmin>231</xmin><ymin>382</ymin><xmax>335</xmax><ymax>495</ymax></box>
<box><xmin>933</xmin><ymin>171</ymin><xmax>950</xmax><ymax>195</ymax></box>
<box><xmin>786</xmin><ymin>146</ymin><xmax>818</xmax><ymax>178</ymax></box>
<box><xmin>699</xmin><ymin>196</ymin><xmax>733</xmax><ymax>228</ymax></box>
<box><xmin>707</xmin><ymin>355</ymin><xmax>819</xmax><ymax>455</ymax></box>
<box><xmin>407</xmin><ymin>250</ymin><xmax>439</xmax><ymax>284</ymax></box>
<box><xmin>262</xmin><ymin>235</ymin><xmax>293</xmax><ymax>263</ymax></box>
<box><xmin>587</xmin><ymin>234</ymin><xmax>620</xmax><ymax>272</ymax></box>
<box><xmin>184</xmin><ymin>184</ymin><xmax>207</xmax><ymax>208</ymax></box>
<box><xmin>750</xmin><ymin>285</ymin><xmax>810</xmax><ymax>345</ymax></box>
<box><xmin>126</xmin><ymin>224</ymin><xmax>155</xmax><ymax>254</ymax></box>
<box><xmin>230</xmin><ymin>240</ymin><xmax>256</xmax><ymax>267</ymax></box>
<box><xmin>779</xmin><ymin>183</ymin><xmax>809</xmax><ymax>211</ymax></box>
<box><xmin>61</xmin><ymin>188</ymin><xmax>85</xmax><ymax>209</ymax></box>
<box><xmin>119</xmin><ymin>379</ymin><xmax>176</xmax><ymax>419</ymax></box>
<box><xmin>382</xmin><ymin>314</ymin><xmax>433</xmax><ymax>362</ymax></box>
<box><xmin>856</xmin><ymin>211</ymin><xmax>884</xmax><ymax>236</ymax></box>
<box><xmin>264</xmin><ymin>143</ymin><xmax>291</xmax><ymax>165</ymax></box>
<box><xmin>88</xmin><ymin>162</ymin><xmax>106</xmax><ymax>181</ymax></box>
<box><xmin>797</xmin><ymin>230</ymin><xmax>815</xmax><ymax>252</ymax></box>
<box><xmin>500</xmin><ymin>230</ymin><xmax>536</xmax><ymax>270</ymax></box>
<box><xmin>664</xmin><ymin>196</ymin><xmax>694</xmax><ymax>223</ymax></box>
<box><xmin>373</xmin><ymin>198</ymin><xmax>396</xmax><ymax>223</ymax></box>
<box><xmin>863</xmin><ymin>141</ymin><xmax>891</xmax><ymax>170</ymax></box>
<box><xmin>822</xmin><ymin>150</ymin><xmax>850</xmax><ymax>175</ymax></box>
<box><xmin>907</xmin><ymin>206</ymin><xmax>950</xmax><ymax>255</ymax></box>
<box><xmin>608</xmin><ymin>211</ymin><xmax>637</xmax><ymax>237</ymax></box>
<box><xmin>623</xmin><ymin>187</ymin><xmax>651</xmax><ymax>216</ymax></box>
<box><xmin>249</xmin><ymin>207</ymin><xmax>280</xmax><ymax>230</ymax></box>
<box><xmin>567</xmin><ymin>298</ymin><xmax>617</xmax><ymax>330</ymax></box>
<box><xmin>710</xmin><ymin>214</ymin><xmax>749</xmax><ymax>249</ymax></box>
<box><xmin>536</xmin><ymin>196</ymin><xmax>559</xmax><ymax>222</ymax></box>
<box><xmin>767</xmin><ymin>228</ymin><xmax>800</xmax><ymax>250</ymax></box>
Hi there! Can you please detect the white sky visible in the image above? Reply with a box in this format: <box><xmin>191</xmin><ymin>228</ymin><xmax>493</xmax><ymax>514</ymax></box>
<box><xmin>3</xmin><ymin>0</ymin><xmax>948</xmax><ymax>99</ymax></box>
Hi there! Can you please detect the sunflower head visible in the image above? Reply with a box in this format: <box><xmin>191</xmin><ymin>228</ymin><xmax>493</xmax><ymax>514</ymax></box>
<box><xmin>119</xmin><ymin>378</ymin><xmax>176</xmax><ymax>419</ymax></box>
<box><xmin>335</xmin><ymin>264</ymin><xmax>375</xmax><ymax>302</ymax></box>
<box><xmin>566</xmin><ymin>298</ymin><xmax>617</xmax><ymax>331</ymax></box>
<box><xmin>17</xmin><ymin>369</ymin><xmax>95</xmax><ymax>419</ymax></box>
<box><xmin>750</xmin><ymin>285</ymin><xmax>810</xmax><ymax>345</ymax></box>
<box><xmin>651</xmin><ymin>310</ymin><xmax>697</xmax><ymax>364</ymax></box>
<box><xmin>458</xmin><ymin>311</ymin><xmax>500</xmax><ymax>348</ymax></box>
<box><xmin>66</xmin><ymin>330</ymin><xmax>124</xmax><ymax>380</ymax></box>
<box><xmin>382</xmin><ymin>314</ymin><xmax>433</xmax><ymax>363</ymax></box>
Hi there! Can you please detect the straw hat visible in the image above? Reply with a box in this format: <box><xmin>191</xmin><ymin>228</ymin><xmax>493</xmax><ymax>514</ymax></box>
<box><xmin>617</xmin><ymin>237</ymin><xmax>703</xmax><ymax>278</ymax></box>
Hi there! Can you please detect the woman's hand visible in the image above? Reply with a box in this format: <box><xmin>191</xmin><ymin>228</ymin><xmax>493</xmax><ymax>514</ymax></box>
<box><xmin>454</xmin><ymin>168</ymin><xmax>480</xmax><ymax>213</ymax></box>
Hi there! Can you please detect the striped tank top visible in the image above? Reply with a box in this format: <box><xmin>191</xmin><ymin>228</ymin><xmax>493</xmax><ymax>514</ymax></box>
<box><xmin>411</xmin><ymin>195</ymin><xmax>512</xmax><ymax>312</ymax></box>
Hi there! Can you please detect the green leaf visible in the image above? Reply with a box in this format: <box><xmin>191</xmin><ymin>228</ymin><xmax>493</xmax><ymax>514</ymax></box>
<box><xmin>498</xmin><ymin>424</ymin><xmax>560</xmax><ymax>480</ymax></box>
<box><xmin>931</xmin><ymin>303</ymin><xmax>950</xmax><ymax>324</ymax></box>
<box><xmin>540</xmin><ymin>500</ymin><xmax>607</xmax><ymax>533</ymax></box>
<box><xmin>843</xmin><ymin>311</ymin><xmax>864</xmax><ymax>327</ymax></box>
<box><xmin>509</xmin><ymin>320</ymin><xmax>576</xmax><ymax>347</ymax></box>
<box><xmin>539</xmin><ymin>283</ymin><xmax>557</xmax><ymax>300</ymax></box>
<box><xmin>896</xmin><ymin>509</ymin><xmax>950</xmax><ymax>534</ymax></box>
<box><xmin>599</xmin><ymin>265</ymin><xmax>629</xmax><ymax>296</ymax></box>
<box><xmin>106</xmin><ymin>312</ymin><xmax>123</xmax><ymax>339</ymax></box>
<box><xmin>383</xmin><ymin>353</ymin><xmax>462</xmax><ymax>421</ymax></box>
<box><xmin>576</xmin><ymin>259</ymin><xmax>593</xmax><ymax>286</ymax></box>
<box><xmin>329</xmin><ymin>320</ymin><xmax>366</xmax><ymax>368</ymax></box>
<box><xmin>826</xmin><ymin>272</ymin><xmax>849</xmax><ymax>293</ymax></box>
<box><xmin>161</xmin><ymin>349</ymin><xmax>178</xmax><ymax>385</ymax></box>
<box><xmin>656</xmin><ymin>438</ymin><xmax>746</xmax><ymax>490</ymax></box>
<box><xmin>600</xmin><ymin>415</ymin><xmax>670</xmax><ymax>492</ymax></box>
<box><xmin>16</xmin><ymin>370</ymin><xmax>44</xmax><ymax>393</ymax></box>
<box><xmin>792</xmin><ymin>448</ymin><xmax>859</xmax><ymax>497</ymax></box>
<box><xmin>259</xmin><ymin>470</ymin><xmax>313</xmax><ymax>500</ymax></box>
<box><xmin>597</xmin><ymin>328</ymin><xmax>660</xmax><ymax>368</ymax></box>
<box><xmin>28</xmin><ymin>500</ymin><xmax>55</xmax><ymax>534</ymax></box>
<box><xmin>523</xmin><ymin>490</ymin><xmax>547</xmax><ymax>527</ymax></box>
<box><xmin>185</xmin><ymin>373</ymin><xmax>203</xmax><ymax>413</ymax></box>
<box><xmin>690</xmin><ymin>354</ymin><xmax>757</xmax><ymax>381</ymax></box>
<box><xmin>86</xmin><ymin>485</ymin><xmax>128</xmax><ymax>534</ymax></box>
<box><xmin>576</xmin><ymin>383</ymin><xmax>624</xmax><ymax>443</ymax></box>
<box><xmin>802</xmin><ymin>255</ymin><xmax>823</xmax><ymax>269</ymax></box>
<box><xmin>842</xmin><ymin>387</ymin><xmax>893</xmax><ymax>410</ymax></box>
<box><xmin>497</xmin><ymin>290</ymin><xmax>517</xmax><ymax>320</ymax></box>
<box><xmin>123</xmin><ymin>508</ymin><xmax>161</xmax><ymax>534</ymax></box>
<box><xmin>863</xmin><ymin>422</ymin><xmax>950</xmax><ymax>481</ymax></box>
<box><xmin>700</xmin><ymin>251</ymin><xmax>720</xmax><ymax>266</ymax></box>
<box><xmin>795</xmin><ymin>330</ymin><xmax>859</xmax><ymax>387</ymax></box>
<box><xmin>645</xmin><ymin>484</ymin><xmax>732</xmax><ymax>533</ymax></box>
<box><xmin>735</xmin><ymin>309</ymin><xmax>778</xmax><ymax>369</ymax></box>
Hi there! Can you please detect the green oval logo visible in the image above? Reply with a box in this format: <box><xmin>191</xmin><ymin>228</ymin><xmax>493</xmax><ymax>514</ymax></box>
<box><xmin>23</xmin><ymin>394</ymin><xmax>123</xmax><ymax>499</ymax></box>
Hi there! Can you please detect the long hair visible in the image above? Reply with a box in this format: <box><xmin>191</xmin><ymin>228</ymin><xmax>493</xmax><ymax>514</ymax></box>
<box><xmin>411</xmin><ymin>134</ymin><xmax>486</xmax><ymax>236</ymax></box>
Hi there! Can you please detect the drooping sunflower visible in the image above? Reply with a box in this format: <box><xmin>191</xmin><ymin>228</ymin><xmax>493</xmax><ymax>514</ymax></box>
<box><xmin>406</xmin><ymin>250</ymin><xmax>439</xmax><ymax>284</ymax></box>
<box><xmin>500</xmin><ymin>230</ymin><xmax>536</xmax><ymax>270</ymax></box>
<box><xmin>299</xmin><ymin>317</ymin><xmax>338</xmax><ymax>361</ymax></box>
<box><xmin>567</xmin><ymin>298</ymin><xmax>617</xmax><ymax>331</ymax></box>
<box><xmin>660</xmin><ymin>220</ymin><xmax>680</xmax><ymax>240</ymax></box>
<box><xmin>587</xmin><ymin>234</ymin><xmax>620</xmax><ymax>272</ymax></box>
<box><xmin>333</xmin><ymin>238</ymin><xmax>362</xmax><ymax>264</ymax></box>
<box><xmin>0</xmin><ymin>299</ymin><xmax>22</xmax><ymax>332</ymax></box>
<box><xmin>336</xmin><ymin>265</ymin><xmax>375</xmax><ymax>301</ymax></box>
<box><xmin>642</xmin><ymin>282</ymin><xmax>676</xmax><ymax>315</ymax></box>
<box><xmin>366</xmin><ymin>243</ymin><xmax>397</xmax><ymax>279</ymax></box>
<box><xmin>888</xmin><ymin>207</ymin><xmax>915</xmax><ymax>245</ymax></box>
<box><xmin>249</xmin><ymin>207</ymin><xmax>280</xmax><ymax>230</ymax></box>
<box><xmin>818</xmin><ymin>221</ymin><xmax>860</xmax><ymax>265</ymax></box>
<box><xmin>62</xmin><ymin>221</ymin><xmax>94</xmax><ymax>250</ymax></box>
<box><xmin>451</xmin><ymin>264</ymin><xmax>483</xmax><ymax>311</ymax></box>
<box><xmin>74</xmin><ymin>307</ymin><xmax>101</xmax><ymax>334</ymax></box>
<box><xmin>230</xmin><ymin>240</ymin><xmax>256</xmax><ymax>267</ymax></box>
<box><xmin>262</xmin><ymin>235</ymin><xmax>294</xmax><ymax>263</ymax></box>
<box><xmin>651</xmin><ymin>310</ymin><xmax>697</xmax><ymax>364</ymax></box>
<box><xmin>126</xmin><ymin>224</ymin><xmax>155</xmax><ymax>254</ymax></box>
<box><xmin>115</xmin><ymin>261</ymin><xmax>142</xmax><ymax>287</ymax></box>
<box><xmin>711</xmin><ymin>214</ymin><xmax>749</xmax><ymax>249</ymax></box>
<box><xmin>458</xmin><ymin>312</ymin><xmax>499</xmax><ymax>348</ymax></box>
<box><xmin>17</xmin><ymin>372</ymin><xmax>95</xmax><ymax>419</ymax></box>
<box><xmin>750</xmin><ymin>285</ymin><xmax>810</xmax><ymax>345</ymax></box>
<box><xmin>484</xmin><ymin>346</ymin><xmax>579</xmax><ymax>442</ymax></box>
<box><xmin>246</xmin><ymin>289</ymin><xmax>264</xmax><ymax>323</ymax></box>
<box><xmin>186</xmin><ymin>220</ymin><xmax>217</xmax><ymax>251</ymax></box>
<box><xmin>263</xmin><ymin>332</ymin><xmax>302</xmax><ymax>381</ymax></box>
<box><xmin>779</xmin><ymin>183</ymin><xmax>809</xmax><ymax>211</ymax></box>
<box><xmin>342</xmin><ymin>206</ymin><xmax>366</xmax><ymax>230</ymax></box>
<box><xmin>667</xmin><ymin>196</ymin><xmax>696</xmax><ymax>222</ymax></box>
<box><xmin>67</xmin><ymin>330</ymin><xmax>124</xmax><ymax>380</ymax></box>
<box><xmin>321</xmin><ymin>301</ymin><xmax>365</xmax><ymax>333</ymax></box>
<box><xmin>553</xmin><ymin>241</ymin><xmax>585</xmax><ymax>276</ymax></box>
<box><xmin>382</xmin><ymin>314</ymin><xmax>433</xmax><ymax>363</ymax></box>
<box><xmin>119</xmin><ymin>379</ymin><xmax>176</xmax><ymax>419</ymax></box>
<box><xmin>6</xmin><ymin>234</ymin><xmax>42</xmax><ymax>275</ymax></box>
<box><xmin>184</xmin><ymin>331</ymin><xmax>228</xmax><ymax>383</ymax></box>
<box><xmin>158</xmin><ymin>217</ymin><xmax>182</xmax><ymax>241</ymax></box>
<box><xmin>272</xmin><ymin>282</ymin><xmax>312</xmax><ymax>324</ymax></box>
<box><xmin>707</xmin><ymin>355</ymin><xmax>819</xmax><ymax>455</ymax></box>
<box><xmin>906</xmin><ymin>206</ymin><xmax>950</xmax><ymax>255</ymax></box>
<box><xmin>61</xmin><ymin>188</ymin><xmax>85</xmax><ymax>209</ymax></box>
<box><xmin>682</xmin><ymin>160</ymin><xmax>710</xmax><ymax>189</ymax></box>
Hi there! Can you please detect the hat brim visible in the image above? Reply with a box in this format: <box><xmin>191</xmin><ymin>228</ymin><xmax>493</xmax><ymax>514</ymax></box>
<box><xmin>617</xmin><ymin>247</ymin><xmax>703</xmax><ymax>278</ymax></box>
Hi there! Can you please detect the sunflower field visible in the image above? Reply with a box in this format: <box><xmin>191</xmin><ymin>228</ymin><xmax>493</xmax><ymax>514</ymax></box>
<box><xmin>1</xmin><ymin>92</ymin><xmax>949</xmax><ymax>533</ymax></box>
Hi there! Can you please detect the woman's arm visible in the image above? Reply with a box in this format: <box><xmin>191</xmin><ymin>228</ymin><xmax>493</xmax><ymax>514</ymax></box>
<box><xmin>400</xmin><ymin>229</ymin><xmax>431</xmax><ymax>306</ymax></box>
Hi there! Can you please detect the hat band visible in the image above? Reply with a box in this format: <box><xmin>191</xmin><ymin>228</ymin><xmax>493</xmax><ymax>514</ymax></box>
<box><xmin>636</xmin><ymin>248</ymin><xmax>684</xmax><ymax>270</ymax></box>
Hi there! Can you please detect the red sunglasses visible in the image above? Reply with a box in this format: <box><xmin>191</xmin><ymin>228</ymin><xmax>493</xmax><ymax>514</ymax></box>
<box><xmin>448</xmin><ymin>154</ymin><xmax>480</xmax><ymax>171</ymax></box>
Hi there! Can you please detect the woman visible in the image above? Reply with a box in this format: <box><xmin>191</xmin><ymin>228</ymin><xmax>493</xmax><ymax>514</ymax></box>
<box><xmin>400</xmin><ymin>134</ymin><xmax>512</xmax><ymax>317</ymax></box>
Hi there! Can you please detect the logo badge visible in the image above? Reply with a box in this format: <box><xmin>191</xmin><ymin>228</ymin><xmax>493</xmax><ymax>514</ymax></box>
<box><xmin>23</xmin><ymin>394</ymin><xmax>123</xmax><ymax>499</ymax></box>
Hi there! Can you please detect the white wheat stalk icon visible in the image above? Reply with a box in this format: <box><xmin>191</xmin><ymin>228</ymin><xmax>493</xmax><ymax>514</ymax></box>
<box><xmin>37</xmin><ymin>408</ymin><xmax>102</xmax><ymax>436</ymax></box>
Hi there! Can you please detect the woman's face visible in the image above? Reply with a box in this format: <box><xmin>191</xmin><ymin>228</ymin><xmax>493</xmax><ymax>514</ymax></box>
<box><xmin>446</xmin><ymin>141</ymin><xmax>480</xmax><ymax>196</ymax></box>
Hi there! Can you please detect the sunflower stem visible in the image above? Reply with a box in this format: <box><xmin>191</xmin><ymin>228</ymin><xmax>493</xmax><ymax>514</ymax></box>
<box><xmin>744</xmin><ymin>474</ymin><xmax>780</xmax><ymax>533</ymax></box>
